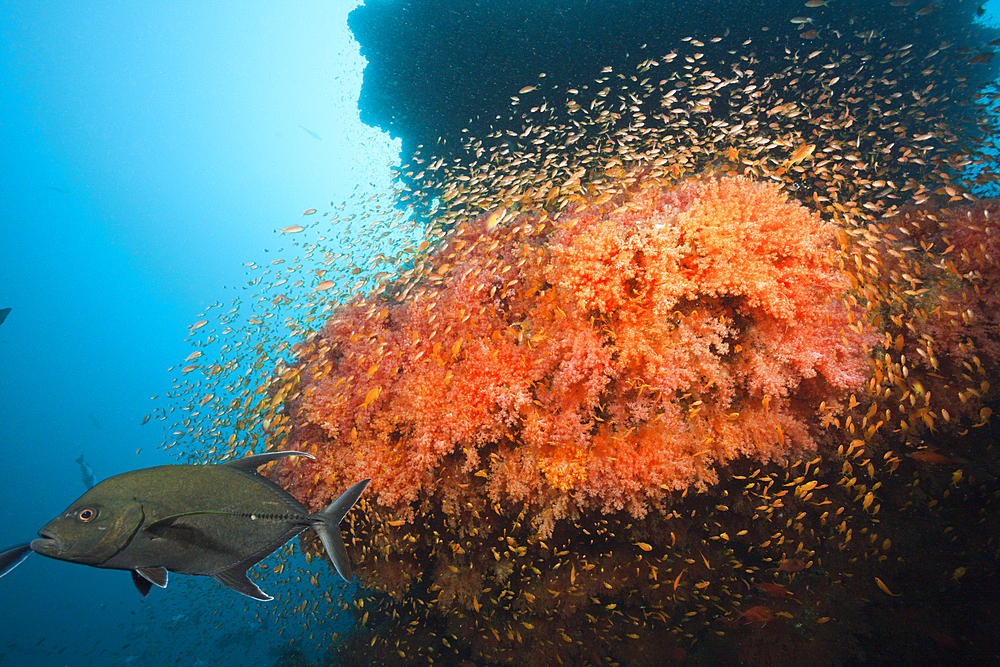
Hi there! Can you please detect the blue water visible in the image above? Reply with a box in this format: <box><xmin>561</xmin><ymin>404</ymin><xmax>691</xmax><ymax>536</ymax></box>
<box><xmin>0</xmin><ymin>2</ymin><xmax>397</xmax><ymax>665</ymax></box>
<box><xmin>3</xmin><ymin>1</ymin><xmax>1000</xmax><ymax>666</ymax></box>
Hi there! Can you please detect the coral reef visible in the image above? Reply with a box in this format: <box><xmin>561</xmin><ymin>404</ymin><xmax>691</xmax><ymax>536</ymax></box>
<box><xmin>263</xmin><ymin>173</ymin><xmax>884</xmax><ymax>664</ymax></box>
<box><xmin>156</xmin><ymin>7</ymin><xmax>1000</xmax><ymax>663</ymax></box>
<box><xmin>842</xmin><ymin>199</ymin><xmax>1000</xmax><ymax>445</ymax></box>
<box><xmin>278</xmin><ymin>174</ymin><xmax>870</xmax><ymax>526</ymax></box>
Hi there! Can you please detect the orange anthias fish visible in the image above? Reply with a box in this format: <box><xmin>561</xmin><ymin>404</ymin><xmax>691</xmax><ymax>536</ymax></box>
<box><xmin>722</xmin><ymin>605</ymin><xmax>775</xmax><ymax>625</ymax></box>
<box><xmin>756</xmin><ymin>582</ymin><xmax>793</xmax><ymax>597</ymax></box>
<box><xmin>770</xmin><ymin>558</ymin><xmax>806</xmax><ymax>573</ymax></box>
<box><xmin>774</xmin><ymin>143</ymin><xmax>816</xmax><ymax>176</ymax></box>
<box><xmin>907</xmin><ymin>449</ymin><xmax>954</xmax><ymax>465</ymax></box>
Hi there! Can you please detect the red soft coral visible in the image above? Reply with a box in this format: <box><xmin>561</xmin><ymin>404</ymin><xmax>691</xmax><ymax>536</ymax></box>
<box><xmin>279</xmin><ymin>175</ymin><xmax>873</xmax><ymax>534</ymax></box>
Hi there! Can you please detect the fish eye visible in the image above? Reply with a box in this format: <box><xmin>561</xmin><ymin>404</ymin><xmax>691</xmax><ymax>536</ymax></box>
<box><xmin>76</xmin><ymin>507</ymin><xmax>98</xmax><ymax>522</ymax></box>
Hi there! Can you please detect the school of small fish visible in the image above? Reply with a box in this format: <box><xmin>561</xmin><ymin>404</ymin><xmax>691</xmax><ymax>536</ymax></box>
<box><xmin>129</xmin><ymin>3</ymin><xmax>1000</xmax><ymax>665</ymax></box>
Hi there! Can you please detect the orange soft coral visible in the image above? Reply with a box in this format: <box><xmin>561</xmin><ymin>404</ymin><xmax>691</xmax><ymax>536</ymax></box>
<box><xmin>277</xmin><ymin>175</ymin><xmax>872</xmax><ymax>532</ymax></box>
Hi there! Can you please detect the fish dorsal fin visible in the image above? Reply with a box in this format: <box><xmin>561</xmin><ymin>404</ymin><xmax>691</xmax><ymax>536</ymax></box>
<box><xmin>135</xmin><ymin>566</ymin><xmax>168</xmax><ymax>588</ymax></box>
<box><xmin>131</xmin><ymin>570</ymin><xmax>153</xmax><ymax>598</ymax></box>
<box><xmin>213</xmin><ymin>566</ymin><xmax>272</xmax><ymax>601</ymax></box>
<box><xmin>222</xmin><ymin>451</ymin><xmax>314</xmax><ymax>475</ymax></box>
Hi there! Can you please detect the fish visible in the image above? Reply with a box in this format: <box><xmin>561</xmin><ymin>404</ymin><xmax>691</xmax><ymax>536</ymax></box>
<box><xmin>0</xmin><ymin>544</ymin><xmax>31</xmax><ymax>579</ymax></box>
<box><xmin>755</xmin><ymin>582</ymin><xmax>793</xmax><ymax>597</ymax></box>
<box><xmin>775</xmin><ymin>143</ymin><xmax>816</xmax><ymax>175</ymax></box>
<box><xmin>769</xmin><ymin>558</ymin><xmax>806</xmax><ymax>573</ymax></box>
<box><xmin>907</xmin><ymin>449</ymin><xmax>954</xmax><ymax>464</ymax></box>
<box><xmin>0</xmin><ymin>308</ymin><xmax>9</xmax><ymax>326</ymax></box>
<box><xmin>297</xmin><ymin>125</ymin><xmax>322</xmax><ymax>140</ymax></box>
<box><xmin>75</xmin><ymin>454</ymin><xmax>96</xmax><ymax>490</ymax></box>
<box><xmin>721</xmin><ymin>605</ymin><xmax>775</xmax><ymax>625</ymax></box>
<box><xmin>0</xmin><ymin>451</ymin><xmax>370</xmax><ymax>601</ymax></box>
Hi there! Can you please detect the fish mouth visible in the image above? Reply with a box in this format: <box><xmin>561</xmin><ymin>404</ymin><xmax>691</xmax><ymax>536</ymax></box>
<box><xmin>30</xmin><ymin>530</ymin><xmax>64</xmax><ymax>555</ymax></box>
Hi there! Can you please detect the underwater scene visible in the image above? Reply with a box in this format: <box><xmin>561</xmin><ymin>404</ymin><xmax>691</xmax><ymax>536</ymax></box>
<box><xmin>3</xmin><ymin>0</ymin><xmax>1000</xmax><ymax>666</ymax></box>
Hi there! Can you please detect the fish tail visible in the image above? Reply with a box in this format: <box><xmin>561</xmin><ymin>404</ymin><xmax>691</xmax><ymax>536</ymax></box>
<box><xmin>313</xmin><ymin>478</ymin><xmax>371</xmax><ymax>583</ymax></box>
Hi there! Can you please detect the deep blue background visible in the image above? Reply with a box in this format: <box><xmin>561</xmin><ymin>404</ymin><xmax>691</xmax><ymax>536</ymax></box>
<box><xmin>0</xmin><ymin>2</ymin><xmax>396</xmax><ymax>665</ymax></box>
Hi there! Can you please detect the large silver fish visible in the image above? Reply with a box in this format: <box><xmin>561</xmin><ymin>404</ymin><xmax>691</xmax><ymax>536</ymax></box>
<box><xmin>0</xmin><ymin>451</ymin><xmax>369</xmax><ymax>601</ymax></box>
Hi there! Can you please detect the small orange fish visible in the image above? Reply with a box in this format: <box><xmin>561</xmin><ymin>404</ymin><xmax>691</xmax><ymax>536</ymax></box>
<box><xmin>788</xmin><ymin>143</ymin><xmax>816</xmax><ymax>164</ymax></box>
<box><xmin>361</xmin><ymin>386</ymin><xmax>381</xmax><ymax>409</ymax></box>
<box><xmin>722</xmin><ymin>605</ymin><xmax>775</xmax><ymax>625</ymax></box>
<box><xmin>281</xmin><ymin>225</ymin><xmax>305</xmax><ymax>234</ymax></box>
<box><xmin>907</xmin><ymin>449</ymin><xmax>953</xmax><ymax>465</ymax></box>
<box><xmin>302</xmin><ymin>208</ymin><xmax>317</xmax><ymax>216</ymax></box>
<box><xmin>485</xmin><ymin>209</ymin><xmax>507</xmax><ymax>232</ymax></box>
<box><xmin>874</xmin><ymin>576</ymin><xmax>900</xmax><ymax>596</ymax></box>
<box><xmin>755</xmin><ymin>582</ymin><xmax>792</xmax><ymax>597</ymax></box>
<box><xmin>770</xmin><ymin>558</ymin><xmax>806</xmax><ymax>573</ymax></box>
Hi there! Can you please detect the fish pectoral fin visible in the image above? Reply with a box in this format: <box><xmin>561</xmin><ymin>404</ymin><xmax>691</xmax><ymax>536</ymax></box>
<box><xmin>135</xmin><ymin>566</ymin><xmax>169</xmax><ymax>589</ymax></box>
<box><xmin>131</xmin><ymin>570</ymin><xmax>153</xmax><ymax>598</ymax></box>
<box><xmin>222</xmin><ymin>451</ymin><xmax>314</xmax><ymax>475</ymax></box>
<box><xmin>213</xmin><ymin>567</ymin><xmax>273</xmax><ymax>602</ymax></box>
<box><xmin>145</xmin><ymin>510</ymin><xmax>244</xmax><ymax>534</ymax></box>
<box><xmin>0</xmin><ymin>543</ymin><xmax>32</xmax><ymax>579</ymax></box>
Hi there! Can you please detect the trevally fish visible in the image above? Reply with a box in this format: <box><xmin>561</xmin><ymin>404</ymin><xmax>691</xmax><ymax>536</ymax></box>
<box><xmin>0</xmin><ymin>451</ymin><xmax>370</xmax><ymax>601</ymax></box>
